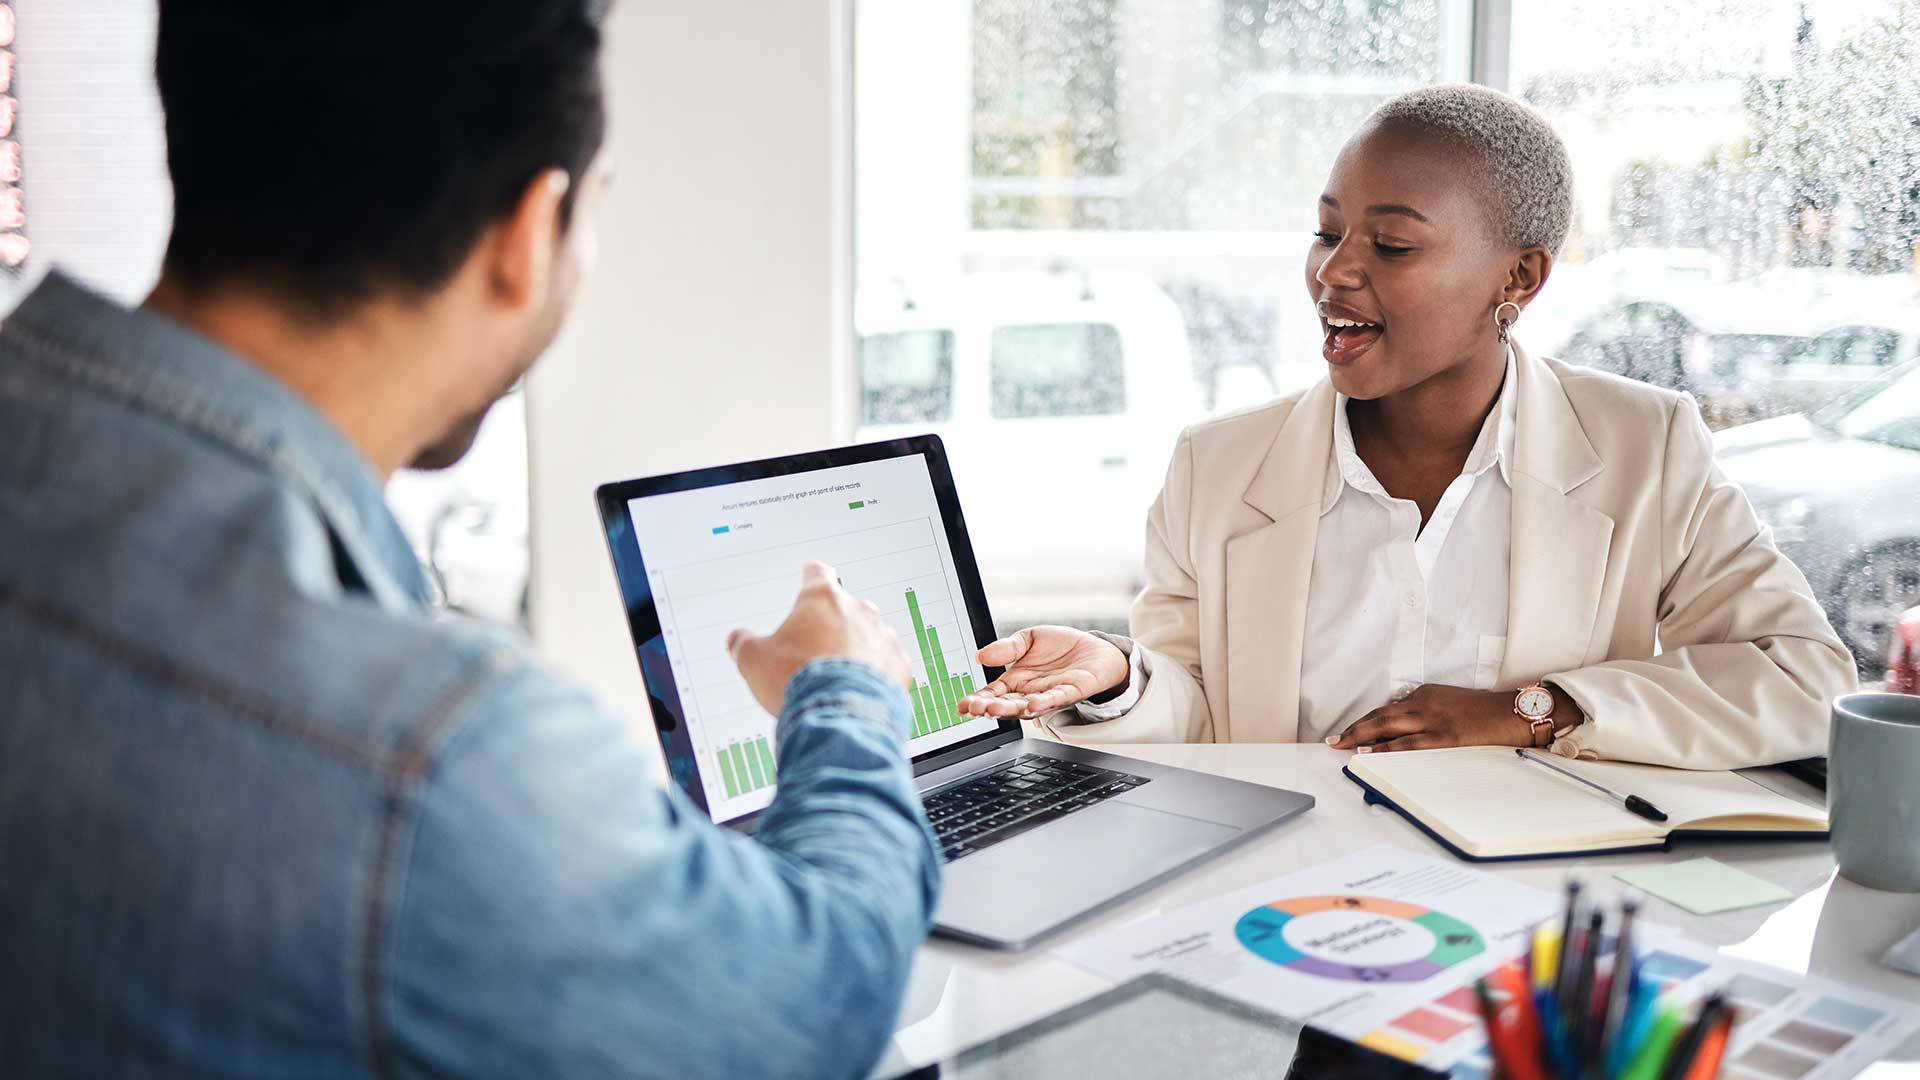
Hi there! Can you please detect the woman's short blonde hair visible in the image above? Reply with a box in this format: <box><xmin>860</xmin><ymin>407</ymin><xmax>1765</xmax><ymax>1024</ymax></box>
<box><xmin>1368</xmin><ymin>83</ymin><xmax>1574</xmax><ymax>255</ymax></box>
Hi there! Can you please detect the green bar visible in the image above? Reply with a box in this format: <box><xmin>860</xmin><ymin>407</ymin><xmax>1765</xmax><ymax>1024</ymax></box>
<box><xmin>718</xmin><ymin>746</ymin><xmax>740</xmax><ymax>797</ymax></box>
<box><xmin>927</xmin><ymin>627</ymin><xmax>955</xmax><ymax>719</ymax></box>
<box><xmin>848</xmin><ymin>500</ymin><xmax>865</xmax><ymax>510</ymax></box>
<box><xmin>949</xmin><ymin>676</ymin><xmax>967</xmax><ymax>717</ymax></box>
<box><xmin>917</xmin><ymin>683</ymin><xmax>939</xmax><ymax>728</ymax></box>
<box><xmin>741</xmin><ymin>743</ymin><xmax>765</xmax><ymax>789</ymax></box>
<box><xmin>909</xmin><ymin>683</ymin><xmax>929</xmax><ymax>736</ymax></box>
<box><xmin>961</xmin><ymin>673</ymin><xmax>975</xmax><ymax>695</ymax></box>
<box><xmin>906</xmin><ymin>589</ymin><xmax>943</xmax><ymax>715</ymax></box>
<box><xmin>754</xmin><ymin>737</ymin><xmax>778</xmax><ymax>785</ymax></box>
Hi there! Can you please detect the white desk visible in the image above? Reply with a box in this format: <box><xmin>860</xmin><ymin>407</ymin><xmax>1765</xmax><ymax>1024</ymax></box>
<box><xmin>874</xmin><ymin>745</ymin><xmax>1920</xmax><ymax>1077</ymax></box>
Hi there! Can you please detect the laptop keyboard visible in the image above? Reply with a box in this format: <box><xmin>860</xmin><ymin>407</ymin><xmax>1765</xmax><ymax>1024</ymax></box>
<box><xmin>923</xmin><ymin>754</ymin><xmax>1152</xmax><ymax>862</ymax></box>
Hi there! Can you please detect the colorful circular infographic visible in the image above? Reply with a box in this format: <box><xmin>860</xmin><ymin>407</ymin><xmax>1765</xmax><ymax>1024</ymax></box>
<box><xmin>1232</xmin><ymin>895</ymin><xmax>1484</xmax><ymax>983</ymax></box>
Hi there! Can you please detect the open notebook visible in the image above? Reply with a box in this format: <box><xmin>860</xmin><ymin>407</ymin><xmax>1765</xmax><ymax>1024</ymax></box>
<box><xmin>1345</xmin><ymin>746</ymin><xmax>1827</xmax><ymax>862</ymax></box>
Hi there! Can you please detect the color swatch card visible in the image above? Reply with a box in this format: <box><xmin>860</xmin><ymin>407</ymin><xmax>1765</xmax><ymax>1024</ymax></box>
<box><xmin>1054</xmin><ymin>847</ymin><xmax>1920</xmax><ymax>1078</ymax></box>
<box><xmin>1052</xmin><ymin>846</ymin><xmax>1561</xmax><ymax>1056</ymax></box>
<box><xmin>1620</xmin><ymin>932</ymin><xmax>1919</xmax><ymax>1080</ymax></box>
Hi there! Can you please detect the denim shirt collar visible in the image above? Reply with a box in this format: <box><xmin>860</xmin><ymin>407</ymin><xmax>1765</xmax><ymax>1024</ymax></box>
<box><xmin>5</xmin><ymin>270</ymin><xmax>434</xmax><ymax>612</ymax></box>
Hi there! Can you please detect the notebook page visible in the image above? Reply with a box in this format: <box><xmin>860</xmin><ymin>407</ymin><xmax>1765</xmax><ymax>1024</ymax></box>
<box><xmin>1556</xmin><ymin>758</ymin><xmax>1826</xmax><ymax>829</ymax></box>
<box><xmin>1353</xmin><ymin>747</ymin><xmax>1657</xmax><ymax>851</ymax></box>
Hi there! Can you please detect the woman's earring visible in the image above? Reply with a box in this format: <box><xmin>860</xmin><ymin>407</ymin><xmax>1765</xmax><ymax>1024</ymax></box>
<box><xmin>1494</xmin><ymin>301</ymin><xmax>1521</xmax><ymax>345</ymax></box>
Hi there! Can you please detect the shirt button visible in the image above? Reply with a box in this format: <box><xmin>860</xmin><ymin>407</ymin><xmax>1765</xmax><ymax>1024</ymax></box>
<box><xmin>1403</xmin><ymin>592</ymin><xmax>1421</xmax><ymax>608</ymax></box>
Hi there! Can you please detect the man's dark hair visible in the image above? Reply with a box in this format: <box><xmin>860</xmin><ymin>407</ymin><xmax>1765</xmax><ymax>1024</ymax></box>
<box><xmin>155</xmin><ymin>2</ymin><xmax>608</xmax><ymax>314</ymax></box>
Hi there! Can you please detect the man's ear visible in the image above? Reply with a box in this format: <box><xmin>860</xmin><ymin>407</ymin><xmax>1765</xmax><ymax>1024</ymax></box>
<box><xmin>485</xmin><ymin>168</ymin><xmax>572</xmax><ymax>311</ymax></box>
<box><xmin>1504</xmin><ymin>247</ymin><xmax>1554</xmax><ymax>311</ymax></box>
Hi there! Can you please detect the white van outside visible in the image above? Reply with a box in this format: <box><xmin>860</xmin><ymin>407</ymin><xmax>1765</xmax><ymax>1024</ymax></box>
<box><xmin>854</xmin><ymin>271</ymin><xmax>1202</xmax><ymax>631</ymax></box>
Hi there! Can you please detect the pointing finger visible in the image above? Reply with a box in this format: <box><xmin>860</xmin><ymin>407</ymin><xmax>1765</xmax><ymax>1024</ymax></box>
<box><xmin>726</xmin><ymin>629</ymin><xmax>762</xmax><ymax>668</ymax></box>
<box><xmin>800</xmin><ymin>561</ymin><xmax>837</xmax><ymax>590</ymax></box>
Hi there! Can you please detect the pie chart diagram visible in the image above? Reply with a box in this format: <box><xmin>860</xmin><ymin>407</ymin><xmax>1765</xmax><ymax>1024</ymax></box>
<box><xmin>1232</xmin><ymin>895</ymin><xmax>1484</xmax><ymax>983</ymax></box>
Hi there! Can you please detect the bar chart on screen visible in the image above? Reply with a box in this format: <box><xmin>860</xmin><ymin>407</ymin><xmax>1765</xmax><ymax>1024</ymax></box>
<box><xmin>637</xmin><ymin>466</ymin><xmax>994</xmax><ymax>820</ymax></box>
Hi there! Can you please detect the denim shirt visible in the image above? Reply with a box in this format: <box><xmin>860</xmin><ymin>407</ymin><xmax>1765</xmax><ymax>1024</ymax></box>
<box><xmin>0</xmin><ymin>272</ymin><xmax>941</xmax><ymax>1079</ymax></box>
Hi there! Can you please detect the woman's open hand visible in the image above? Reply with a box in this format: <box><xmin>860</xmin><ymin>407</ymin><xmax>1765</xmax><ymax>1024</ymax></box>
<box><xmin>955</xmin><ymin>626</ymin><xmax>1130</xmax><ymax>720</ymax></box>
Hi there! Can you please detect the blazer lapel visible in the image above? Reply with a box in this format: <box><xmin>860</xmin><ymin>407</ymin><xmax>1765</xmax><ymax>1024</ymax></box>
<box><xmin>1502</xmin><ymin>342</ymin><xmax>1614</xmax><ymax>682</ymax></box>
<box><xmin>1227</xmin><ymin>381</ymin><xmax>1335</xmax><ymax>742</ymax></box>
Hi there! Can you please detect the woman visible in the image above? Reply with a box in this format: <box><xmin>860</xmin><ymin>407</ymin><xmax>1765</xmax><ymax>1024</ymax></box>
<box><xmin>957</xmin><ymin>84</ymin><xmax>1855</xmax><ymax>769</ymax></box>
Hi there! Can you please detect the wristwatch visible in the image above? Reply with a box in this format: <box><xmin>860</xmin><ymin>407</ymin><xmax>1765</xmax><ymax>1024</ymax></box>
<box><xmin>1513</xmin><ymin>682</ymin><xmax>1557</xmax><ymax>747</ymax></box>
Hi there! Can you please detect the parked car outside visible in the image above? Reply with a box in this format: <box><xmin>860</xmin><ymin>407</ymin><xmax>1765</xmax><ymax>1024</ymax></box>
<box><xmin>1559</xmin><ymin>291</ymin><xmax>1814</xmax><ymax>427</ymax></box>
<box><xmin>1748</xmin><ymin>319</ymin><xmax>1920</xmax><ymax>418</ymax></box>
<box><xmin>1715</xmin><ymin>360</ymin><xmax>1920</xmax><ymax>674</ymax></box>
<box><xmin>855</xmin><ymin>270</ymin><xmax>1203</xmax><ymax>632</ymax></box>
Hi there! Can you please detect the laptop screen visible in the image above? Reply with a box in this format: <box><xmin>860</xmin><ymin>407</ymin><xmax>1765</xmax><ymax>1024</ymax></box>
<box><xmin>621</xmin><ymin>451</ymin><xmax>1001</xmax><ymax>823</ymax></box>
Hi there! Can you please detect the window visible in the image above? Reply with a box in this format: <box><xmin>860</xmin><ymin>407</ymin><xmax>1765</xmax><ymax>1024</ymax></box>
<box><xmin>990</xmin><ymin>322</ymin><xmax>1125</xmax><ymax>419</ymax></box>
<box><xmin>1513</xmin><ymin>0</ymin><xmax>1920</xmax><ymax>672</ymax></box>
<box><xmin>859</xmin><ymin>0</ymin><xmax>1920</xmax><ymax>667</ymax></box>
<box><xmin>860</xmin><ymin>330</ymin><xmax>955</xmax><ymax>425</ymax></box>
<box><xmin>857</xmin><ymin>0</ymin><xmax>1468</xmax><ymax>630</ymax></box>
<box><xmin>3</xmin><ymin>2</ymin><xmax>170</xmax><ymax>315</ymax></box>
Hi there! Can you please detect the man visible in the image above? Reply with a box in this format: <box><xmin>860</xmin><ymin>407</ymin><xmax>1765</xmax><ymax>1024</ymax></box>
<box><xmin>0</xmin><ymin>3</ymin><xmax>940</xmax><ymax>1077</ymax></box>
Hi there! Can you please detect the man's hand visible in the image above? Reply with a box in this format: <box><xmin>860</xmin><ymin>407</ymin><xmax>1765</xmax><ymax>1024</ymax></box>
<box><xmin>955</xmin><ymin>626</ymin><xmax>1130</xmax><ymax>719</ymax></box>
<box><xmin>1326</xmin><ymin>684</ymin><xmax>1574</xmax><ymax>753</ymax></box>
<box><xmin>727</xmin><ymin>562</ymin><xmax>913</xmax><ymax>715</ymax></box>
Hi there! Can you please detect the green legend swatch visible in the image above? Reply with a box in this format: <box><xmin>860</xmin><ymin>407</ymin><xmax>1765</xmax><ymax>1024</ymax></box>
<box><xmin>905</xmin><ymin>588</ymin><xmax>975</xmax><ymax>737</ymax></box>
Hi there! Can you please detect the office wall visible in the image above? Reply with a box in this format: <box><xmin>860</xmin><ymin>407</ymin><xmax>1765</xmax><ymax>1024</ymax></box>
<box><xmin>5</xmin><ymin>1</ymin><xmax>170</xmax><ymax>312</ymax></box>
<box><xmin>524</xmin><ymin>2</ymin><xmax>855</xmax><ymax>726</ymax></box>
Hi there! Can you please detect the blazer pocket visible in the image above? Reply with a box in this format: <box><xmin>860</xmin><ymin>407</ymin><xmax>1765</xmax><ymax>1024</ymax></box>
<box><xmin>1474</xmin><ymin>635</ymin><xmax>1508</xmax><ymax>690</ymax></box>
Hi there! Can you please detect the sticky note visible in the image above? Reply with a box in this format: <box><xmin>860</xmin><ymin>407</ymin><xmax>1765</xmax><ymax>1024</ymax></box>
<box><xmin>1615</xmin><ymin>858</ymin><xmax>1794</xmax><ymax>916</ymax></box>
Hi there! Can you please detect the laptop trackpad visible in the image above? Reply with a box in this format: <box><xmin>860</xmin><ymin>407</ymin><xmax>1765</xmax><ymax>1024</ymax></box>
<box><xmin>934</xmin><ymin>801</ymin><xmax>1237</xmax><ymax>948</ymax></box>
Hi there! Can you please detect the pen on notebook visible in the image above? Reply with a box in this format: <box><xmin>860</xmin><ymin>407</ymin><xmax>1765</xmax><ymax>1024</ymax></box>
<box><xmin>1516</xmin><ymin>748</ymin><xmax>1669</xmax><ymax>822</ymax></box>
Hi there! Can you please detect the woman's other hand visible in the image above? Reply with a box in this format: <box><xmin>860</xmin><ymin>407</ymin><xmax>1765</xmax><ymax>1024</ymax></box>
<box><xmin>956</xmin><ymin>626</ymin><xmax>1130</xmax><ymax>719</ymax></box>
<box><xmin>1325</xmin><ymin>684</ymin><xmax>1578</xmax><ymax>753</ymax></box>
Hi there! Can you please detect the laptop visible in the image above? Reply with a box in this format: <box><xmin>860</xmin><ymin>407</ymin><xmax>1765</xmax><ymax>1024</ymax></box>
<box><xmin>595</xmin><ymin>435</ymin><xmax>1314</xmax><ymax>949</ymax></box>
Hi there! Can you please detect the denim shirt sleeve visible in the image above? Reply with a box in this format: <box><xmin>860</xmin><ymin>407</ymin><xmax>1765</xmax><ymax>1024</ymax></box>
<box><xmin>383</xmin><ymin>659</ymin><xmax>941</xmax><ymax>1080</ymax></box>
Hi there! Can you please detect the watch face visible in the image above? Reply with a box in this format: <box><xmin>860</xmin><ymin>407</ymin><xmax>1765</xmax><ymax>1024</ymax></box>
<box><xmin>1517</xmin><ymin>688</ymin><xmax>1554</xmax><ymax>719</ymax></box>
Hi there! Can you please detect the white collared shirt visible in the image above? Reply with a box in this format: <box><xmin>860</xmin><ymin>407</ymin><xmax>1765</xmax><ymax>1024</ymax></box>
<box><xmin>1082</xmin><ymin>351</ymin><xmax>1518</xmax><ymax>742</ymax></box>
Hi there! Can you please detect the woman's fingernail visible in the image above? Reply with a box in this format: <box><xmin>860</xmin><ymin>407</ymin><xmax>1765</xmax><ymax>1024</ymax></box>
<box><xmin>1324</xmin><ymin>735</ymin><xmax>1340</xmax><ymax>746</ymax></box>
<box><xmin>1355</xmin><ymin>745</ymin><xmax>1373</xmax><ymax>754</ymax></box>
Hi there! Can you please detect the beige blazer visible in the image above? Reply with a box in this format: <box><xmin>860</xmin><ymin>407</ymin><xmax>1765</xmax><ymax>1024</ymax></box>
<box><xmin>1037</xmin><ymin>342</ymin><xmax>1856</xmax><ymax>769</ymax></box>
